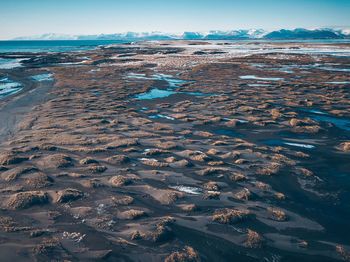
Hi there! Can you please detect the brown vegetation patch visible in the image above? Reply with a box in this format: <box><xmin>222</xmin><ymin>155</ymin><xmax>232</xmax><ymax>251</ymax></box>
<box><xmin>111</xmin><ymin>195</ymin><xmax>134</xmax><ymax>206</ymax></box>
<box><xmin>106</xmin><ymin>138</ymin><xmax>138</xmax><ymax>149</ymax></box>
<box><xmin>0</xmin><ymin>153</ymin><xmax>28</xmax><ymax>166</ymax></box>
<box><xmin>56</xmin><ymin>188</ymin><xmax>83</xmax><ymax>203</ymax></box>
<box><xmin>120</xmin><ymin>209</ymin><xmax>146</xmax><ymax>220</ymax></box>
<box><xmin>180</xmin><ymin>204</ymin><xmax>197</xmax><ymax>212</ymax></box>
<box><xmin>257</xmin><ymin>162</ymin><xmax>281</xmax><ymax>176</ymax></box>
<box><xmin>200</xmin><ymin>167</ymin><xmax>228</xmax><ymax>176</ymax></box>
<box><xmin>164</xmin><ymin>246</ymin><xmax>201</xmax><ymax>262</ymax></box>
<box><xmin>41</xmin><ymin>154</ymin><xmax>73</xmax><ymax>168</ymax></box>
<box><xmin>105</xmin><ymin>154</ymin><xmax>130</xmax><ymax>164</ymax></box>
<box><xmin>7</xmin><ymin>191</ymin><xmax>48</xmax><ymax>209</ymax></box>
<box><xmin>203</xmin><ymin>191</ymin><xmax>221</xmax><ymax>200</ymax></box>
<box><xmin>236</xmin><ymin>188</ymin><xmax>252</xmax><ymax>200</ymax></box>
<box><xmin>130</xmin><ymin>230</ymin><xmax>145</xmax><ymax>240</ymax></box>
<box><xmin>178</xmin><ymin>150</ymin><xmax>210</xmax><ymax>162</ymax></box>
<box><xmin>25</xmin><ymin>172</ymin><xmax>53</xmax><ymax>188</ymax></box>
<box><xmin>2</xmin><ymin>165</ymin><xmax>38</xmax><ymax>181</ymax></box>
<box><xmin>79</xmin><ymin>157</ymin><xmax>99</xmax><ymax>165</ymax></box>
<box><xmin>230</xmin><ymin>172</ymin><xmax>247</xmax><ymax>181</ymax></box>
<box><xmin>84</xmin><ymin>164</ymin><xmax>107</xmax><ymax>173</ymax></box>
<box><xmin>170</xmin><ymin>159</ymin><xmax>191</xmax><ymax>168</ymax></box>
<box><xmin>207</xmin><ymin>160</ymin><xmax>224</xmax><ymax>166</ymax></box>
<box><xmin>152</xmin><ymin>225</ymin><xmax>173</xmax><ymax>243</ymax></box>
<box><xmin>244</xmin><ymin>229</ymin><xmax>264</xmax><ymax>248</ymax></box>
<box><xmin>337</xmin><ymin>142</ymin><xmax>350</xmax><ymax>152</ymax></box>
<box><xmin>109</xmin><ymin>175</ymin><xmax>133</xmax><ymax>187</ymax></box>
<box><xmin>336</xmin><ymin>246</ymin><xmax>350</xmax><ymax>261</ymax></box>
<box><xmin>33</xmin><ymin>237</ymin><xmax>61</xmax><ymax>255</ymax></box>
<box><xmin>203</xmin><ymin>182</ymin><xmax>219</xmax><ymax>191</ymax></box>
<box><xmin>267</xmin><ymin>208</ymin><xmax>288</xmax><ymax>221</ymax></box>
<box><xmin>142</xmin><ymin>148</ymin><xmax>169</xmax><ymax>156</ymax></box>
<box><xmin>141</xmin><ymin>159</ymin><xmax>169</xmax><ymax>167</ymax></box>
<box><xmin>157</xmin><ymin>141</ymin><xmax>177</xmax><ymax>150</ymax></box>
<box><xmin>0</xmin><ymin>216</ymin><xmax>31</xmax><ymax>232</ymax></box>
<box><xmin>212</xmin><ymin>208</ymin><xmax>249</xmax><ymax>224</ymax></box>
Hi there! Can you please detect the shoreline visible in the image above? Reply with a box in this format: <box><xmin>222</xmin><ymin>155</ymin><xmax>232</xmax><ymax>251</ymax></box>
<box><xmin>0</xmin><ymin>72</ymin><xmax>54</xmax><ymax>142</ymax></box>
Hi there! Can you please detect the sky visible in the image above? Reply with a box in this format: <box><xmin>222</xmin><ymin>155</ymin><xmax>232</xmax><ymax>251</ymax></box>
<box><xmin>0</xmin><ymin>0</ymin><xmax>349</xmax><ymax>40</ymax></box>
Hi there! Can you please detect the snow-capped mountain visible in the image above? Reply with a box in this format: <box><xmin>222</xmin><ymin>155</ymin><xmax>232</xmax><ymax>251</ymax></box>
<box><xmin>13</xmin><ymin>33</ymin><xmax>78</xmax><ymax>40</ymax></box>
<box><xmin>12</xmin><ymin>28</ymin><xmax>350</xmax><ymax>40</ymax></box>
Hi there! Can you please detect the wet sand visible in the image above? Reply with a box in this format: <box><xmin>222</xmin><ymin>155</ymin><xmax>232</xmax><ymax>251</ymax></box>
<box><xmin>0</xmin><ymin>40</ymin><xmax>349</xmax><ymax>262</ymax></box>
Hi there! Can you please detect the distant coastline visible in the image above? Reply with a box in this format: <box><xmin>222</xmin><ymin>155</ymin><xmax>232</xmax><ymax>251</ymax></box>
<box><xmin>7</xmin><ymin>28</ymin><xmax>350</xmax><ymax>41</ymax></box>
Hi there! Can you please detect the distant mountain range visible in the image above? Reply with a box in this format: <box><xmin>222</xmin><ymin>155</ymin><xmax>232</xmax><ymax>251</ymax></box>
<box><xmin>12</xmin><ymin>28</ymin><xmax>350</xmax><ymax>41</ymax></box>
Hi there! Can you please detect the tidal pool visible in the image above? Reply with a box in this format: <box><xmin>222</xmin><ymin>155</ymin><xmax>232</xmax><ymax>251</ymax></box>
<box><xmin>261</xmin><ymin>139</ymin><xmax>316</xmax><ymax>149</ymax></box>
<box><xmin>135</xmin><ymin>88</ymin><xmax>221</xmax><ymax>100</ymax></box>
<box><xmin>239</xmin><ymin>75</ymin><xmax>284</xmax><ymax>81</ymax></box>
<box><xmin>31</xmin><ymin>73</ymin><xmax>54</xmax><ymax>82</ymax></box>
<box><xmin>215</xmin><ymin>129</ymin><xmax>244</xmax><ymax>137</ymax></box>
<box><xmin>311</xmin><ymin>115</ymin><xmax>350</xmax><ymax>131</ymax></box>
<box><xmin>0</xmin><ymin>58</ymin><xmax>24</xmax><ymax>69</ymax></box>
<box><xmin>0</xmin><ymin>79</ymin><xmax>22</xmax><ymax>98</ymax></box>
<box><xmin>125</xmin><ymin>73</ymin><xmax>188</xmax><ymax>88</ymax></box>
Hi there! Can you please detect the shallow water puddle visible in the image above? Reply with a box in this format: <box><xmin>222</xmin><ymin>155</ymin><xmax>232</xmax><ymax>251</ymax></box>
<box><xmin>0</xmin><ymin>58</ymin><xmax>25</xmax><ymax>69</ymax></box>
<box><xmin>222</xmin><ymin>117</ymin><xmax>248</xmax><ymax>123</ymax></box>
<box><xmin>311</xmin><ymin>115</ymin><xmax>350</xmax><ymax>131</ymax></box>
<box><xmin>0</xmin><ymin>79</ymin><xmax>22</xmax><ymax>98</ymax></box>
<box><xmin>317</xmin><ymin>66</ymin><xmax>350</xmax><ymax>72</ymax></box>
<box><xmin>239</xmin><ymin>75</ymin><xmax>284</xmax><ymax>81</ymax></box>
<box><xmin>135</xmin><ymin>88</ymin><xmax>177</xmax><ymax>99</ymax></box>
<box><xmin>125</xmin><ymin>73</ymin><xmax>188</xmax><ymax>88</ymax></box>
<box><xmin>135</xmin><ymin>88</ymin><xmax>221</xmax><ymax>100</ymax></box>
<box><xmin>248</xmin><ymin>83</ymin><xmax>271</xmax><ymax>87</ymax></box>
<box><xmin>215</xmin><ymin>129</ymin><xmax>244</xmax><ymax>137</ymax></box>
<box><xmin>278</xmin><ymin>133</ymin><xmax>310</xmax><ymax>139</ymax></box>
<box><xmin>169</xmin><ymin>185</ymin><xmax>206</xmax><ymax>195</ymax></box>
<box><xmin>30</xmin><ymin>73</ymin><xmax>54</xmax><ymax>81</ymax></box>
<box><xmin>128</xmin><ymin>72</ymin><xmax>222</xmax><ymax>99</ymax></box>
<box><xmin>300</xmin><ymin>108</ymin><xmax>328</xmax><ymax>115</ymax></box>
<box><xmin>261</xmin><ymin>139</ymin><xmax>316</xmax><ymax>149</ymax></box>
<box><xmin>324</xmin><ymin>81</ymin><xmax>349</xmax><ymax>84</ymax></box>
<box><xmin>149</xmin><ymin>114</ymin><xmax>175</xmax><ymax>120</ymax></box>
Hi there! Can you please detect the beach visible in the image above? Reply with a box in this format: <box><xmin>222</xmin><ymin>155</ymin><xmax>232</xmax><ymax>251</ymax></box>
<box><xmin>0</xmin><ymin>40</ymin><xmax>349</xmax><ymax>261</ymax></box>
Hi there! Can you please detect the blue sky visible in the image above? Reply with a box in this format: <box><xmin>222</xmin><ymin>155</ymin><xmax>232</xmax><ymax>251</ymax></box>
<box><xmin>0</xmin><ymin>0</ymin><xmax>349</xmax><ymax>39</ymax></box>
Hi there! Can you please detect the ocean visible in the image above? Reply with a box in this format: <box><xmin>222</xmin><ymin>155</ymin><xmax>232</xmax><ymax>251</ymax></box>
<box><xmin>0</xmin><ymin>40</ymin><xmax>128</xmax><ymax>53</ymax></box>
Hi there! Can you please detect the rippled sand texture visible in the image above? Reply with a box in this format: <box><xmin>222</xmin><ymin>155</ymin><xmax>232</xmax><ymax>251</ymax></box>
<box><xmin>0</xmin><ymin>41</ymin><xmax>349</xmax><ymax>262</ymax></box>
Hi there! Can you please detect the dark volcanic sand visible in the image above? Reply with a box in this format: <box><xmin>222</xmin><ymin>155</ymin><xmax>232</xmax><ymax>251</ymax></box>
<box><xmin>0</xmin><ymin>40</ymin><xmax>349</xmax><ymax>262</ymax></box>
